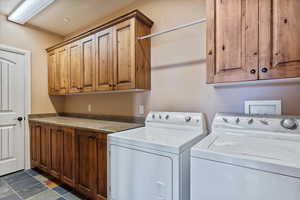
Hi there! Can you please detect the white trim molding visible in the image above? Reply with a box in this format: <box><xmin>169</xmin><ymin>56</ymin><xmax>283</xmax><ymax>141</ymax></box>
<box><xmin>0</xmin><ymin>44</ymin><xmax>32</xmax><ymax>170</ymax></box>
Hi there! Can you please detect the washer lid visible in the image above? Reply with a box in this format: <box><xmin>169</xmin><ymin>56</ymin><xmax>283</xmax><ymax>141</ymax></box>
<box><xmin>109</xmin><ymin>127</ymin><xmax>206</xmax><ymax>154</ymax></box>
<box><xmin>191</xmin><ymin>133</ymin><xmax>300</xmax><ymax>178</ymax></box>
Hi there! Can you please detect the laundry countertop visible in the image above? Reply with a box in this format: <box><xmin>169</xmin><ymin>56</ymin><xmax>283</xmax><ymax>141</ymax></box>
<box><xmin>29</xmin><ymin>116</ymin><xmax>144</xmax><ymax>133</ymax></box>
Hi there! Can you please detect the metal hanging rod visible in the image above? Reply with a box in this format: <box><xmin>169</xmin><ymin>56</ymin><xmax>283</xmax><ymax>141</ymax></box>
<box><xmin>138</xmin><ymin>18</ymin><xmax>207</xmax><ymax>40</ymax></box>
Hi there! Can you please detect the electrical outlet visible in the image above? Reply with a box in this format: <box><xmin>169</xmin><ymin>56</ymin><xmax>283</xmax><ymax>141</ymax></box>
<box><xmin>138</xmin><ymin>105</ymin><xmax>144</xmax><ymax>115</ymax></box>
<box><xmin>88</xmin><ymin>104</ymin><xmax>92</xmax><ymax>113</ymax></box>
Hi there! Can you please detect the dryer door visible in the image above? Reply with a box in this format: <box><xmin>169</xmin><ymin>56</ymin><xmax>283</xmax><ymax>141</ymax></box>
<box><xmin>110</xmin><ymin>144</ymin><xmax>173</xmax><ymax>200</ymax></box>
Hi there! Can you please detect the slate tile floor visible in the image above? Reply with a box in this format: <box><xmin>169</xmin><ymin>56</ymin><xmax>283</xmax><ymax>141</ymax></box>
<box><xmin>0</xmin><ymin>169</ymin><xmax>84</xmax><ymax>200</ymax></box>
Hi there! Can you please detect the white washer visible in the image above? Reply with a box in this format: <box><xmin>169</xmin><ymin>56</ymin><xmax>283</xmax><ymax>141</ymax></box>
<box><xmin>191</xmin><ymin>113</ymin><xmax>300</xmax><ymax>200</ymax></box>
<box><xmin>108</xmin><ymin>112</ymin><xmax>207</xmax><ymax>200</ymax></box>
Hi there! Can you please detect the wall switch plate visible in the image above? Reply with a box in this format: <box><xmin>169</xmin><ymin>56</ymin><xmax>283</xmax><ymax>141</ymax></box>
<box><xmin>88</xmin><ymin>104</ymin><xmax>92</xmax><ymax>113</ymax></box>
<box><xmin>138</xmin><ymin>105</ymin><xmax>144</xmax><ymax>115</ymax></box>
<box><xmin>244</xmin><ymin>100</ymin><xmax>282</xmax><ymax>115</ymax></box>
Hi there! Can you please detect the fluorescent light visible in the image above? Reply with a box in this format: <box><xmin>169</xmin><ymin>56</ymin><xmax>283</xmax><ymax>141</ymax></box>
<box><xmin>8</xmin><ymin>0</ymin><xmax>56</xmax><ymax>24</ymax></box>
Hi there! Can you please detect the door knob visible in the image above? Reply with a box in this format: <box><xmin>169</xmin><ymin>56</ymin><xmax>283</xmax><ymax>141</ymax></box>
<box><xmin>17</xmin><ymin>117</ymin><xmax>23</xmax><ymax>122</ymax></box>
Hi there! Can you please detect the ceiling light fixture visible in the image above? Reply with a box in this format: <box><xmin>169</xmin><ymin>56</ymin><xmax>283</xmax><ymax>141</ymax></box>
<box><xmin>8</xmin><ymin>0</ymin><xmax>56</xmax><ymax>24</ymax></box>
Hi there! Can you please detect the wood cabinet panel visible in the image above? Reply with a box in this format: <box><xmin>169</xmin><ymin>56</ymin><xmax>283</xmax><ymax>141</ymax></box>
<box><xmin>81</xmin><ymin>35</ymin><xmax>95</xmax><ymax>92</ymax></box>
<box><xmin>76</xmin><ymin>131</ymin><xmax>97</xmax><ymax>199</ymax></box>
<box><xmin>61</xmin><ymin>128</ymin><xmax>76</xmax><ymax>187</ymax></box>
<box><xmin>39</xmin><ymin>126</ymin><xmax>50</xmax><ymax>172</ymax></box>
<box><xmin>95</xmin><ymin>28</ymin><xmax>113</xmax><ymax>91</ymax></box>
<box><xmin>259</xmin><ymin>0</ymin><xmax>300</xmax><ymax>79</ymax></box>
<box><xmin>207</xmin><ymin>0</ymin><xmax>259</xmax><ymax>83</ymax></box>
<box><xmin>30</xmin><ymin>123</ymin><xmax>41</xmax><ymax>168</ymax></box>
<box><xmin>56</xmin><ymin>47</ymin><xmax>69</xmax><ymax>94</ymax></box>
<box><xmin>69</xmin><ymin>41</ymin><xmax>82</xmax><ymax>93</ymax></box>
<box><xmin>48</xmin><ymin>51</ymin><xmax>56</xmax><ymax>95</ymax></box>
<box><xmin>113</xmin><ymin>19</ymin><xmax>136</xmax><ymax>90</ymax></box>
<box><xmin>49</xmin><ymin>127</ymin><xmax>63</xmax><ymax>179</ymax></box>
<box><xmin>96</xmin><ymin>135</ymin><xmax>107</xmax><ymax>200</ymax></box>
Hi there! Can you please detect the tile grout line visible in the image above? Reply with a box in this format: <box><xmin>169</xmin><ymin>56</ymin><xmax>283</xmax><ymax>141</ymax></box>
<box><xmin>25</xmin><ymin>169</ymin><xmax>65</xmax><ymax>200</ymax></box>
<box><xmin>25</xmin><ymin>170</ymin><xmax>68</xmax><ymax>200</ymax></box>
<box><xmin>2</xmin><ymin>178</ymin><xmax>24</xmax><ymax>200</ymax></box>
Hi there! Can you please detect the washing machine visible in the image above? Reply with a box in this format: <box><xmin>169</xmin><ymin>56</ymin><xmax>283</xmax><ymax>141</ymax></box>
<box><xmin>191</xmin><ymin>113</ymin><xmax>300</xmax><ymax>200</ymax></box>
<box><xmin>108</xmin><ymin>111</ymin><xmax>207</xmax><ymax>200</ymax></box>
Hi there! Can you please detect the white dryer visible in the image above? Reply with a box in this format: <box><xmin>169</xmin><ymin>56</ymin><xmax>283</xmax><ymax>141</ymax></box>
<box><xmin>191</xmin><ymin>113</ymin><xmax>300</xmax><ymax>200</ymax></box>
<box><xmin>108</xmin><ymin>112</ymin><xmax>207</xmax><ymax>200</ymax></box>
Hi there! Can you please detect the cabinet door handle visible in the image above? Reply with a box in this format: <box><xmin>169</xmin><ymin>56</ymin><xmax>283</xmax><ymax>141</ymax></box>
<box><xmin>261</xmin><ymin>67</ymin><xmax>268</xmax><ymax>73</ymax></box>
<box><xmin>89</xmin><ymin>136</ymin><xmax>96</xmax><ymax>140</ymax></box>
<box><xmin>250</xmin><ymin>69</ymin><xmax>256</xmax><ymax>74</ymax></box>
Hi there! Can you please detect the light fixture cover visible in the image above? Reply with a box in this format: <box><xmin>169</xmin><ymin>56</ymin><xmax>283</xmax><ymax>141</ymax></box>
<box><xmin>8</xmin><ymin>0</ymin><xmax>56</xmax><ymax>24</ymax></box>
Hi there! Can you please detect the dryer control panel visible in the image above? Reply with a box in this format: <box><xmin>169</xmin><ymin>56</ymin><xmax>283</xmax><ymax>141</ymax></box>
<box><xmin>145</xmin><ymin>112</ymin><xmax>207</xmax><ymax>132</ymax></box>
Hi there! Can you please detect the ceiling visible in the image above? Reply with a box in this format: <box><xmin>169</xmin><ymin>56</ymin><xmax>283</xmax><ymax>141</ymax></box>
<box><xmin>0</xmin><ymin>0</ymin><xmax>138</xmax><ymax>36</ymax></box>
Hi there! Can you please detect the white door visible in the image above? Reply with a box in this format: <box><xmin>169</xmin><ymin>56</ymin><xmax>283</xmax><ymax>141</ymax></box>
<box><xmin>0</xmin><ymin>48</ymin><xmax>25</xmax><ymax>176</ymax></box>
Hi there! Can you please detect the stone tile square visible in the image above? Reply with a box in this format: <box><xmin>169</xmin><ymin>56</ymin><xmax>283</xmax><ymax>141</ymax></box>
<box><xmin>44</xmin><ymin>180</ymin><xmax>58</xmax><ymax>188</ymax></box>
<box><xmin>14</xmin><ymin>183</ymin><xmax>47</xmax><ymax>199</ymax></box>
<box><xmin>63</xmin><ymin>192</ymin><xmax>83</xmax><ymax>200</ymax></box>
<box><xmin>27</xmin><ymin>189</ymin><xmax>60</xmax><ymax>200</ymax></box>
<box><xmin>25</xmin><ymin>169</ymin><xmax>40</xmax><ymax>177</ymax></box>
<box><xmin>2</xmin><ymin>171</ymin><xmax>31</xmax><ymax>184</ymax></box>
<box><xmin>0</xmin><ymin>180</ymin><xmax>18</xmax><ymax>200</ymax></box>
<box><xmin>34</xmin><ymin>175</ymin><xmax>48</xmax><ymax>183</ymax></box>
<box><xmin>9</xmin><ymin>177</ymin><xmax>40</xmax><ymax>192</ymax></box>
<box><xmin>0</xmin><ymin>193</ymin><xmax>21</xmax><ymax>200</ymax></box>
<box><xmin>52</xmin><ymin>186</ymin><xmax>68</xmax><ymax>195</ymax></box>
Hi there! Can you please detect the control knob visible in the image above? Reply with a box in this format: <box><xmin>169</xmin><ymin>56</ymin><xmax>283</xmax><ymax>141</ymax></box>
<box><xmin>185</xmin><ymin>116</ymin><xmax>192</xmax><ymax>122</ymax></box>
<box><xmin>281</xmin><ymin>118</ymin><xmax>298</xmax><ymax>130</ymax></box>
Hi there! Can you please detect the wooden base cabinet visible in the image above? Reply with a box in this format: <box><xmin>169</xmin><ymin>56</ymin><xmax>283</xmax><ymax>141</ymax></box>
<box><xmin>75</xmin><ymin>130</ymin><xmax>108</xmax><ymax>200</ymax></box>
<box><xmin>207</xmin><ymin>0</ymin><xmax>300</xmax><ymax>84</ymax></box>
<box><xmin>29</xmin><ymin>122</ymin><xmax>108</xmax><ymax>200</ymax></box>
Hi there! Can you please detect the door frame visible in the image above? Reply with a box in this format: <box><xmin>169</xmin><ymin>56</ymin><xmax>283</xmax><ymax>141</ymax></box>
<box><xmin>0</xmin><ymin>44</ymin><xmax>31</xmax><ymax>170</ymax></box>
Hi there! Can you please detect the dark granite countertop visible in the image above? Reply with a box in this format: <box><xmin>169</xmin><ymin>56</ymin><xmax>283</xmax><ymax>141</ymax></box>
<box><xmin>29</xmin><ymin>116</ymin><xmax>144</xmax><ymax>133</ymax></box>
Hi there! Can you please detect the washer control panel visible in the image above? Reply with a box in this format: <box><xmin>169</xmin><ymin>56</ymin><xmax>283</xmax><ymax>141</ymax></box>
<box><xmin>213</xmin><ymin>113</ymin><xmax>300</xmax><ymax>134</ymax></box>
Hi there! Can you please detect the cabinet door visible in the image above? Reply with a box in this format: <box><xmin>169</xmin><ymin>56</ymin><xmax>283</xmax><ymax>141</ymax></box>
<box><xmin>207</xmin><ymin>0</ymin><xmax>259</xmax><ymax>83</ymax></box>
<box><xmin>69</xmin><ymin>41</ymin><xmax>82</xmax><ymax>93</ymax></box>
<box><xmin>61</xmin><ymin>128</ymin><xmax>76</xmax><ymax>187</ymax></box>
<box><xmin>259</xmin><ymin>0</ymin><xmax>300</xmax><ymax>79</ymax></box>
<box><xmin>80</xmin><ymin>35</ymin><xmax>95</xmax><ymax>92</ymax></box>
<box><xmin>76</xmin><ymin>131</ymin><xmax>97</xmax><ymax>199</ymax></box>
<box><xmin>96</xmin><ymin>135</ymin><xmax>107</xmax><ymax>200</ymax></box>
<box><xmin>48</xmin><ymin>51</ymin><xmax>56</xmax><ymax>95</ymax></box>
<box><xmin>30</xmin><ymin>123</ymin><xmax>41</xmax><ymax>168</ymax></box>
<box><xmin>113</xmin><ymin>19</ymin><xmax>136</xmax><ymax>90</ymax></box>
<box><xmin>56</xmin><ymin>47</ymin><xmax>69</xmax><ymax>94</ymax></box>
<box><xmin>95</xmin><ymin>28</ymin><xmax>114</xmax><ymax>91</ymax></box>
<box><xmin>49</xmin><ymin>127</ymin><xmax>63</xmax><ymax>179</ymax></box>
<box><xmin>39</xmin><ymin>125</ymin><xmax>50</xmax><ymax>172</ymax></box>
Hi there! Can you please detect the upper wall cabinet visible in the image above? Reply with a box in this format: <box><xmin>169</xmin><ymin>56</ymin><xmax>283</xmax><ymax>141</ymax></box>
<box><xmin>259</xmin><ymin>0</ymin><xmax>300</xmax><ymax>80</ymax></box>
<box><xmin>47</xmin><ymin>10</ymin><xmax>153</xmax><ymax>95</ymax></box>
<box><xmin>207</xmin><ymin>0</ymin><xmax>300</xmax><ymax>84</ymax></box>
